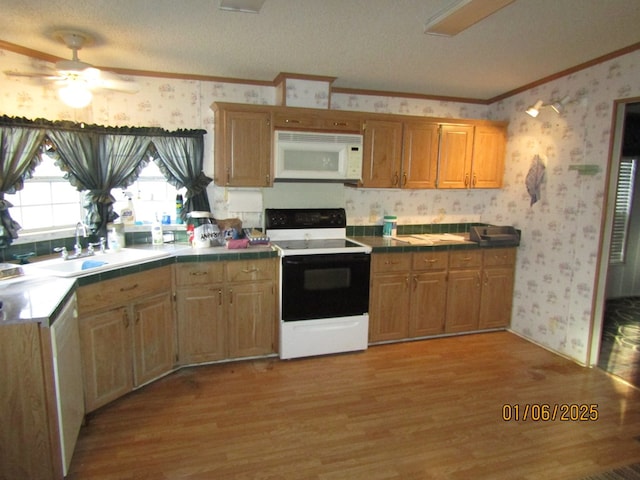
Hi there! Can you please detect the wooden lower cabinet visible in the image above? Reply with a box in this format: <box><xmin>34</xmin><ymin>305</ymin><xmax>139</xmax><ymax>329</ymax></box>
<box><xmin>175</xmin><ymin>258</ymin><xmax>277</xmax><ymax>364</ymax></box>
<box><xmin>369</xmin><ymin>251</ymin><xmax>448</xmax><ymax>342</ymax></box>
<box><xmin>370</xmin><ymin>248</ymin><xmax>516</xmax><ymax>343</ymax></box>
<box><xmin>445</xmin><ymin>250</ymin><xmax>483</xmax><ymax>333</ymax></box>
<box><xmin>479</xmin><ymin>248</ymin><xmax>516</xmax><ymax>329</ymax></box>
<box><xmin>0</xmin><ymin>294</ymin><xmax>82</xmax><ymax>480</ymax></box>
<box><xmin>77</xmin><ymin>266</ymin><xmax>175</xmax><ymax>413</ymax></box>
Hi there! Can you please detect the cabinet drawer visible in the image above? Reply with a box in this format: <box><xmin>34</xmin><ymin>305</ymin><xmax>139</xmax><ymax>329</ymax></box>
<box><xmin>318</xmin><ymin>116</ymin><xmax>362</xmax><ymax>132</ymax></box>
<box><xmin>449</xmin><ymin>250</ymin><xmax>482</xmax><ymax>269</ymax></box>
<box><xmin>78</xmin><ymin>266</ymin><xmax>171</xmax><ymax>314</ymax></box>
<box><xmin>273</xmin><ymin>112</ymin><xmax>361</xmax><ymax>133</ymax></box>
<box><xmin>226</xmin><ymin>258</ymin><xmax>275</xmax><ymax>283</ymax></box>
<box><xmin>412</xmin><ymin>251</ymin><xmax>448</xmax><ymax>271</ymax></box>
<box><xmin>272</xmin><ymin>112</ymin><xmax>319</xmax><ymax>130</ymax></box>
<box><xmin>175</xmin><ymin>262</ymin><xmax>224</xmax><ymax>286</ymax></box>
<box><xmin>371</xmin><ymin>253</ymin><xmax>411</xmax><ymax>273</ymax></box>
<box><xmin>483</xmin><ymin>248</ymin><xmax>516</xmax><ymax>267</ymax></box>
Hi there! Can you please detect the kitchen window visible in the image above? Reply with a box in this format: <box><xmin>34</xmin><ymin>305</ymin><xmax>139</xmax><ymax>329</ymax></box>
<box><xmin>6</xmin><ymin>152</ymin><xmax>179</xmax><ymax>234</ymax></box>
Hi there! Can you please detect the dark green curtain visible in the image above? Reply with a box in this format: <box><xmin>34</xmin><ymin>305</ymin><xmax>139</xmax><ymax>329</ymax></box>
<box><xmin>46</xmin><ymin>130</ymin><xmax>152</xmax><ymax>236</ymax></box>
<box><xmin>0</xmin><ymin>116</ymin><xmax>207</xmax><ymax>244</ymax></box>
<box><xmin>150</xmin><ymin>133</ymin><xmax>211</xmax><ymax>221</ymax></box>
<box><xmin>0</xmin><ymin>124</ymin><xmax>46</xmax><ymax>247</ymax></box>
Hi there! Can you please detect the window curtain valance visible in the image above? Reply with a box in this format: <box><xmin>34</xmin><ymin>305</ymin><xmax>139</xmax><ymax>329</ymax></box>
<box><xmin>0</xmin><ymin>115</ymin><xmax>208</xmax><ymax>245</ymax></box>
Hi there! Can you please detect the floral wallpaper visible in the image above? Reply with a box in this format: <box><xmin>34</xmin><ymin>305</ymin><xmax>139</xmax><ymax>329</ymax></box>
<box><xmin>1</xmin><ymin>45</ymin><xmax>639</xmax><ymax>365</ymax></box>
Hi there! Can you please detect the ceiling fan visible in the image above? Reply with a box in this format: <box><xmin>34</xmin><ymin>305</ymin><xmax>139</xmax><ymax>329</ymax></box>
<box><xmin>4</xmin><ymin>30</ymin><xmax>138</xmax><ymax>108</ymax></box>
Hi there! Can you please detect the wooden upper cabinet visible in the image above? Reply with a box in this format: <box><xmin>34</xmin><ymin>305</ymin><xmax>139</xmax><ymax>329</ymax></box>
<box><xmin>361</xmin><ymin>119</ymin><xmax>403</xmax><ymax>188</ymax></box>
<box><xmin>402</xmin><ymin>121</ymin><xmax>439</xmax><ymax>189</ymax></box>
<box><xmin>272</xmin><ymin>110</ymin><xmax>361</xmax><ymax>133</ymax></box>
<box><xmin>436</xmin><ymin>124</ymin><xmax>475</xmax><ymax>189</ymax></box>
<box><xmin>472</xmin><ymin>124</ymin><xmax>507</xmax><ymax>189</ymax></box>
<box><xmin>214</xmin><ymin>104</ymin><xmax>272</xmax><ymax>187</ymax></box>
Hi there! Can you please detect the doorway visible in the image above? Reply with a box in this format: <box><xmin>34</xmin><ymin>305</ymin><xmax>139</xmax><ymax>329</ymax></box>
<box><xmin>592</xmin><ymin>99</ymin><xmax>640</xmax><ymax>387</ymax></box>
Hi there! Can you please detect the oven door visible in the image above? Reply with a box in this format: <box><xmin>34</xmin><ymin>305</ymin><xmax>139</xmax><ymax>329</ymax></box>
<box><xmin>281</xmin><ymin>253</ymin><xmax>370</xmax><ymax>321</ymax></box>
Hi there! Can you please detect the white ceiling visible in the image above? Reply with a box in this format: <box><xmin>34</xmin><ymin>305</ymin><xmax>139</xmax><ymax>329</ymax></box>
<box><xmin>1</xmin><ymin>0</ymin><xmax>639</xmax><ymax>102</ymax></box>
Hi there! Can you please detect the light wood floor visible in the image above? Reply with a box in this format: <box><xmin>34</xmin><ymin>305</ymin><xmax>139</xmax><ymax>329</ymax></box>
<box><xmin>67</xmin><ymin>332</ymin><xmax>640</xmax><ymax>480</ymax></box>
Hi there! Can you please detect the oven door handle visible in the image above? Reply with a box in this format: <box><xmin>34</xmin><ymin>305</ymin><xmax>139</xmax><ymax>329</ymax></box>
<box><xmin>283</xmin><ymin>254</ymin><xmax>370</xmax><ymax>266</ymax></box>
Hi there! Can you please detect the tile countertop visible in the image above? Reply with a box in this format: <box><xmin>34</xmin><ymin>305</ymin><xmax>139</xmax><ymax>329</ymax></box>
<box><xmin>0</xmin><ymin>243</ymin><xmax>278</xmax><ymax>326</ymax></box>
<box><xmin>0</xmin><ymin>275</ymin><xmax>76</xmax><ymax>326</ymax></box>
<box><xmin>350</xmin><ymin>234</ymin><xmax>479</xmax><ymax>252</ymax></box>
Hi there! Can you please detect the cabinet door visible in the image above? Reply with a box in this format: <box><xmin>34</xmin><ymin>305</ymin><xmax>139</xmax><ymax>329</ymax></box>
<box><xmin>402</xmin><ymin>121</ymin><xmax>439</xmax><ymax>189</ymax></box>
<box><xmin>445</xmin><ymin>269</ymin><xmax>481</xmax><ymax>333</ymax></box>
<box><xmin>227</xmin><ymin>282</ymin><xmax>275</xmax><ymax>358</ymax></box>
<box><xmin>132</xmin><ymin>292</ymin><xmax>175</xmax><ymax>386</ymax></box>
<box><xmin>80</xmin><ymin>307</ymin><xmax>133</xmax><ymax>412</ymax></box>
<box><xmin>437</xmin><ymin>124</ymin><xmax>474</xmax><ymax>189</ymax></box>
<box><xmin>472</xmin><ymin>125</ymin><xmax>506</xmax><ymax>188</ymax></box>
<box><xmin>410</xmin><ymin>271</ymin><xmax>448</xmax><ymax>337</ymax></box>
<box><xmin>217</xmin><ymin>109</ymin><xmax>272</xmax><ymax>187</ymax></box>
<box><xmin>479</xmin><ymin>267</ymin><xmax>515</xmax><ymax>329</ymax></box>
<box><xmin>176</xmin><ymin>286</ymin><xmax>226</xmax><ymax>364</ymax></box>
<box><xmin>361</xmin><ymin>119</ymin><xmax>403</xmax><ymax>188</ymax></box>
<box><xmin>369</xmin><ymin>273</ymin><xmax>410</xmax><ymax>342</ymax></box>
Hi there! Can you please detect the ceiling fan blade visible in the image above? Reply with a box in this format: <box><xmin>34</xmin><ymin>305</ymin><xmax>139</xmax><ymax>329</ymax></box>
<box><xmin>4</xmin><ymin>69</ymin><xmax>60</xmax><ymax>79</ymax></box>
<box><xmin>85</xmin><ymin>69</ymin><xmax>139</xmax><ymax>93</ymax></box>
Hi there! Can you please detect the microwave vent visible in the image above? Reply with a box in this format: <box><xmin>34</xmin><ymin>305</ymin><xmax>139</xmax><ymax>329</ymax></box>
<box><xmin>276</xmin><ymin>131</ymin><xmax>362</xmax><ymax>145</ymax></box>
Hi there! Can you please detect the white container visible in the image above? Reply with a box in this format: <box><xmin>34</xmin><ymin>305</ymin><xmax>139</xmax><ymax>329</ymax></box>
<box><xmin>383</xmin><ymin>215</ymin><xmax>397</xmax><ymax>237</ymax></box>
<box><xmin>187</xmin><ymin>211</ymin><xmax>221</xmax><ymax>248</ymax></box>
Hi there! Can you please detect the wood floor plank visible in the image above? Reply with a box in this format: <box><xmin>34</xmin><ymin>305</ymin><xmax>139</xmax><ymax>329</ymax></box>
<box><xmin>67</xmin><ymin>332</ymin><xmax>640</xmax><ymax>480</ymax></box>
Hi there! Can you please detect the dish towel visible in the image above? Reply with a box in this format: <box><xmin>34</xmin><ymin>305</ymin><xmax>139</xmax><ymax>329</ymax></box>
<box><xmin>81</xmin><ymin>260</ymin><xmax>108</xmax><ymax>270</ymax></box>
<box><xmin>525</xmin><ymin>154</ymin><xmax>546</xmax><ymax>206</ymax></box>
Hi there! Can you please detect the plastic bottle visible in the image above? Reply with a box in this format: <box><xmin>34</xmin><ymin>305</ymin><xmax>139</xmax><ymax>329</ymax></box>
<box><xmin>120</xmin><ymin>192</ymin><xmax>136</xmax><ymax>225</ymax></box>
<box><xmin>175</xmin><ymin>194</ymin><xmax>184</xmax><ymax>224</ymax></box>
<box><xmin>151</xmin><ymin>215</ymin><xmax>164</xmax><ymax>245</ymax></box>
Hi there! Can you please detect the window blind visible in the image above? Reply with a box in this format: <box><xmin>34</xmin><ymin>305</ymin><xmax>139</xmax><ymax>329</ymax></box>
<box><xmin>609</xmin><ymin>158</ymin><xmax>636</xmax><ymax>264</ymax></box>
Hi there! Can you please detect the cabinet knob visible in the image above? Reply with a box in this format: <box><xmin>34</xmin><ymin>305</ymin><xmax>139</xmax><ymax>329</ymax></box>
<box><xmin>285</xmin><ymin>119</ymin><xmax>300</xmax><ymax>124</ymax></box>
<box><xmin>119</xmin><ymin>283</ymin><xmax>139</xmax><ymax>292</ymax></box>
<box><xmin>190</xmin><ymin>271</ymin><xmax>209</xmax><ymax>276</ymax></box>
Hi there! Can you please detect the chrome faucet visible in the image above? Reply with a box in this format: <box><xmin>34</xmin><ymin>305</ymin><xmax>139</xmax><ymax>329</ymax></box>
<box><xmin>74</xmin><ymin>222</ymin><xmax>88</xmax><ymax>257</ymax></box>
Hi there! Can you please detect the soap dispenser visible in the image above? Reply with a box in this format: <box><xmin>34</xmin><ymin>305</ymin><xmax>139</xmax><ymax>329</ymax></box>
<box><xmin>151</xmin><ymin>214</ymin><xmax>164</xmax><ymax>245</ymax></box>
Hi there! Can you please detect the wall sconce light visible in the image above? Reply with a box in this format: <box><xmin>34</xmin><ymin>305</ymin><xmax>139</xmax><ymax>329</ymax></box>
<box><xmin>58</xmin><ymin>82</ymin><xmax>93</xmax><ymax>108</ymax></box>
<box><xmin>526</xmin><ymin>95</ymin><xmax>582</xmax><ymax>118</ymax></box>
<box><xmin>525</xmin><ymin>100</ymin><xmax>544</xmax><ymax>118</ymax></box>
<box><xmin>550</xmin><ymin>95</ymin><xmax>572</xmax><ymax>114</ymax></box>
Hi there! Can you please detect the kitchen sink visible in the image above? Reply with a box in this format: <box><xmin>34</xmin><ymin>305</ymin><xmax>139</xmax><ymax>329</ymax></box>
<box><xmin>30</xmin><ymin>248</ymin><xmax>171</xmax><ymax>278</ymax></box>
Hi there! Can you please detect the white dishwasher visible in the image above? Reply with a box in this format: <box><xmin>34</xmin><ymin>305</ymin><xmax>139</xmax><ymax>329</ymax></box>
<box><xmin>51</xmin><ymin>294</ymin><xmax>85</xmax><ymax>476</ymax></box>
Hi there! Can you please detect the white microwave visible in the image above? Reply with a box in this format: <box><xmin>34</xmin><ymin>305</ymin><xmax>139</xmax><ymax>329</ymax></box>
<box><xmin>274</xmin><ymin>130</ymin><xmax>363</xmax><ymax>181</ymax></box>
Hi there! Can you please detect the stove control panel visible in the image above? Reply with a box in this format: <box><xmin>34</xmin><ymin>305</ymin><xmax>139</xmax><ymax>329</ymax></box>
<box><xmin>265</xmin><ymin>208</ymin><xmax>347</xmax><ymax>230</ymax></box>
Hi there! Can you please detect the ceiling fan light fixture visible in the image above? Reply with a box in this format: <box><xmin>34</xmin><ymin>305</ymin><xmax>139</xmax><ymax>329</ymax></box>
<box><xmin>424</xmin><ymin>0</ymin><xmax>514</xmax><ymax>36</ymax></box>
<box><xmin>526</xmin><ymin>100</ymin><xmax>544</xmax><ymax>118</ymax></box>
<box><xmin>58</xmin><ymin>83</ymin><xmax>92</xmax><ymax>108</ymax></box>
